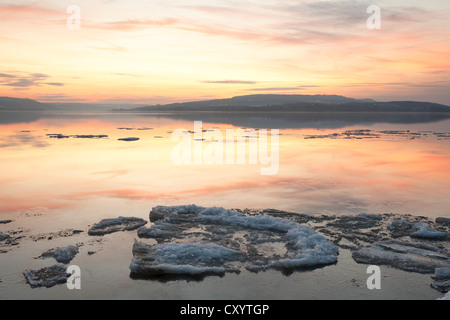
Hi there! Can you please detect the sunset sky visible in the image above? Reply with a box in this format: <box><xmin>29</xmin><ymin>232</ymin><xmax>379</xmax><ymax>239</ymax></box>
<box><xmin>0</xmin><ymin>0</ymin><xmax>449</xmax><ymax>105</ymax></box>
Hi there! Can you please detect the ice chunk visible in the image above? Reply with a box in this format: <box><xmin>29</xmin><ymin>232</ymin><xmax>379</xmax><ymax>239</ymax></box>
<box><xmin>137</xmin><ymin>226</ymin><xmax>170</xmax><ymax>239</ymax></box>
<box><xmin>149</xmin><ymin>204</ymin><xmax>205</xmax><ymax>222</ymax></box>
<box><xmin>388</xmin><ymin>219</ymin><xmax>415</xmax><ymax>230</ymax></box>
<box><xmin>411</xmin><ymin>223</ymin><xmax>447</xmax><ymax>240</ymax></box>
<box><xmin>38</xmin><ymin>245</ymin><xmax>79</xmax><ymax>264</ymax></box>
<box><xmin>134</xmin><ymin>205</ymin><xmax>339</xmax><ymax>278</ymax></box>
<box><xmin>358</xmin><ymin>213</ymin><xmax>382</xmax><ymax>221</ymax></box>
<box><xmin>30</xmin><ymin>229</ymin><xmax>83</xmax><ymax>242</ymax></box>
<box><xmin>23</xmin><ymin>264</ymin><xmax>69</xmax><ymax>288</ymax></box>
<box><xmin>387</xmin><ymin>220</ymin><xmax>448</xmax><ymax>240</ymax></box>
<box><xmin>130</xmin><ymin>240</ymin><xmax>240</xmax><ymax>277</ymax></box>
<box><xmin>387</xmin><ymin>219</ymin><xmax>415</xmax><ymax>238</ymax></box>
<box><xmin>434</xmin><ymin>267</ymin><xmax>450</xmax><ymax>281</ymax></box>
<box><xmin>88</xmin><ymin>216</ymin><xmax>147</xmax><ymax>236</ymax></box>
<box><xmin>352</xmin><ymin>240</ymin><xmax>450</xmax><ymax>273</ymax></box>
<box><xmin>431</xmin><ymin>267</ymin><xmax>450</xmax><ymax>293</ymax></box>
<box><xmin>436</xmin><ymin>217</ymin><xmax>450</xmax><ymax>226</ymax></box>
<box><xmin>270</xmin><ymin>228</ymin><xmax>339</xmax><ymax>269</ymax></box>
<box><xmin>327</xmin><ymin>214</ymin><xmax>383</xmax><ymax>231</ymax></box>
<box><xmin>0</xmin><ymin>232</ymin><xmax>10</xmax><ymax>241</ymax></box>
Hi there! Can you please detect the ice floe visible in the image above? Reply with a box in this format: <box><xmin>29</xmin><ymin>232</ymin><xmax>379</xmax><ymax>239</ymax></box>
<box><xmin>352</xmin><ymin>240</ymin><xmax>450</xmax><ymax>273</ymax></box>
<box><xmin>436</xmin><ymin>217</ymin><xmax>450</xmax><ymax>226</ymax></box>
<box><xmin>411</xmin><ymin>223</ymin><xmax>448</xmax><ymax>240</ymax></box>
<box><xmin>387</xmin><ymin>219</ymin><xmax>448</xmax><ymax>240</ymax></box>
<box><xmin>431</xmin><ymin>267</ymin><xmax>450</xmax><ymax>293</ymax></box>
<box><xmin>130</xmin><ymin>241</ymin><xmax>240</xmax><ymax>277</ymax></box>
<box><xmin>23</xmin><ymin>264</ymin><xmax>69</xmax><ymax>288</ymax></box>
<box><xmin>0</xmin><ymin>232</ymin><xmax>10</xmax><ymax>241</ymax></box>
<box><xmin>131</xmin><ymin>205</ymin><xmax>339</xmax><ymax>279</ymax></box>
<box><xmin>37</xmin><ymin>245</ymin><xmax>79</xmax><ymax>264</ymax></box>
<box><xmin>88</xmin><ymin>216</ymin><xmax>147</xmax><ymax>236</ymax></box>
<box><xmin>30</xmin><ymin>229</ymin><xmax>83</xmax><ymax>242</ymax></box>
<box><xmin>118</xmin><ymin>137</ymin><xmax>140</xmax><ymax>141</ymax></box>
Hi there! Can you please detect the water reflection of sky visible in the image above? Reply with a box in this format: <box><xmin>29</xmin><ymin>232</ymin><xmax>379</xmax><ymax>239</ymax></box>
<box><xmin>0</xmin><ymin>112</ymin><xmax>449</xmax><ymax>219</ymax></box>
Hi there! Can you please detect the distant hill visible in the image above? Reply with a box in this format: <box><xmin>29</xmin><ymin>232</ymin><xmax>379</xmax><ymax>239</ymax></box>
<box><xmin>0</xmin><ymin>97</ymin><xmax>143</xmax><ymax>112</ymax></box>
<box><xmin>1</xmin><ymin>95</ymin><xmax>449</xmax><ymax>113</ymax></box>
<box><xmin>123</xmin><ymin>94</ymin><xmax>375</xmax><ymax>112</ymax></box>
<box><xmin>120</xmin><ymin>94</ymin><xmax>450</xmax><ymax>113</ymax></box>
<box><xmin>0</xmin><ymin>97</ymin><xmax>49</xmax><ymax>110</ymax></box>
<box><xmin>46</xmin><ymin>103</ymin><xmax>146</xmax><ymax>113</ymax></box>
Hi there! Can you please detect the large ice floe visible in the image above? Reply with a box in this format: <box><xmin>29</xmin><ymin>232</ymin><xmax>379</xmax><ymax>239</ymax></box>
<box><xmin>131</xmin><ymin>205</ymin><xmax>339</xmax><ymax>278</ymax></box>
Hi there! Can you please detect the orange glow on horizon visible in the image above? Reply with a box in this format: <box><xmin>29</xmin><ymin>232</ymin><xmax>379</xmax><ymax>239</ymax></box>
<box><xmin>0</xmin><ymin>1</ymin><xmax>449</xmax><ymax>105</ymax></box>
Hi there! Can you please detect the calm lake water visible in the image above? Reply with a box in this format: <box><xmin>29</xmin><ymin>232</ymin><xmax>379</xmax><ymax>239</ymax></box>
<box><xmin>1</xmin><ymin>111</ymin><xmax>450</xmax><ymax>218</ymax></box>
<box><xmin>0</xmin><ymin>111</ymin><xmax>449</xmax><ymax>300</ymax></box>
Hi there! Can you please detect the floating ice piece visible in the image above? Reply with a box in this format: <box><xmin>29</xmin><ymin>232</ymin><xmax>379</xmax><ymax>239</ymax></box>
<box><xmin>130</xmin><ymin>241</ymin><xmax>240</xmax><ymax>277</ymax></box>
<box><xmin>352</xmin><ymin>240</ymin><xmax>450</xmax><ymax>273</ymax></box>
<box><xmin>431</xmin><ymin>267</ymin><xmax>450</xmax><ymax>293</ymax></box>
<box><xmin>436</xmin><ymin>217</ymin><xmax>450</xmax><ymax>226</ymax></box>
<box><xmin>0</xmin><ymin>232</ymin><xmax>10</xmax><ymax>241</ymax></box>
<box><xmin>387</xmin><ymin>220</ymin><xmax>415</xmax><ymax>237</ymax></box>
<box><xmin>387</xmin><ymin>219</ymin><xmax>447</xmax><ymax>239</ymax></box>
<box><xmin>23</xmin><ymin>264</ymin><xmax>69</xmax><ymax>288</ymax></box>
<box><xmin>435</xmin><ymin>267</ymin><xmax>450</xmax><ymax>281</ymax></box>
<box><xmin>411</xmin><ymin>223</ymin><xmax>447</xmax><ymax>240</ymax></box>
<box><xmin>137</xmin><ymin>226</ymin><xmax>171</xmax><ymax>239</ymax></box>
<box><xmin>133</xmin><ymin>205</ymin><xmax>339</xmax><ymax>278</ymax></box>
<box><xmin>47</xmin><ymin>134</ymin><xmax>69</xmax><ymax>139</ymax></box>
<box><xmin>88</xmin><ymin>216</ymin><xmax>147</xmax><ymax>236</ymax></box>
<box><xmin>149</xmin><ymin>204</ymin><xmax>204</xmax><ymax>222</ymax></box>
<box><xmin>433</xmin><ymin>281</ymin><xmax>450</xmax><ymax>294</ymax></box>
<box><xmin>118</xmin><ymin>137</ymin><xmax>140</xmax><ymax>141</ymax></box>
<box><xmin>358</xmin><ymin>213</ymin><xmax>382</xmax><ymax>220</ymax></box>
<box><xmin>38</xmin><ymin>245</ymin><xmax>79</xmax><ymax>264</ymax></box>
<box><xmin>30</xmin><ymin>229</ymin><xmax>83</xmax><ymax>242</ymax></box>
<box><xmin>74</xmin><ymin>135</ymin><xmax>108</xmax><ymax>139</ymax></box>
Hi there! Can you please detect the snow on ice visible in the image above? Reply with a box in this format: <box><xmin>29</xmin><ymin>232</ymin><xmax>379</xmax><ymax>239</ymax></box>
<box><xmin>88</xmin><ymin>216</ymin><xmax>147</xmax><ymax>236</ymax></box>
<box><xmin>131</xmin><ymin>205</ymin><xmax>339</xmax><ymax>278</ymax></box>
